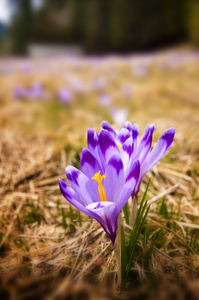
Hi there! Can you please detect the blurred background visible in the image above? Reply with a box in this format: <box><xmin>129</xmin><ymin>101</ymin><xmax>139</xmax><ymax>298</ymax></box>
<box><xmin>0</xmin><ymin>0</ymin><xmax>199</xmax><ymax>55</ymax></box>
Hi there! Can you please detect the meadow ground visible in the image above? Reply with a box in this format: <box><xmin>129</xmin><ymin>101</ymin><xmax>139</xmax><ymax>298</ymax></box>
<box><xmin>0</xmin><ymin>50</ymin><xmax>199</xmax><ymax>299</ymax></box>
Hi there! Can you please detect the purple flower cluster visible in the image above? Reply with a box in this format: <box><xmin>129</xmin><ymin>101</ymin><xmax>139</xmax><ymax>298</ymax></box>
<box><xmin>59</xmin><ymin>121</ymin><xmax>175</xmax><ymax>244</ymax></box>
<box><xmin>57</xmin><ymin>88</ymin><xmax>71</xmax><ymax>104</ymax></box>
<box><xmin>14</xmin><ymin>83</ymin><xmax>46</xmax><ymax>100</ymax></box>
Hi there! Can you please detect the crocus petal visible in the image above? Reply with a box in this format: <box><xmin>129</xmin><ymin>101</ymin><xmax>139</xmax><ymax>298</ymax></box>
<box><xmin>86</xmin><ymin>201</ymin><xmax>118</xmax><ymax>244</ymax></box>
<box><xmin>98</xmin><ymin>130</ymin><xmax>119</xmax><ymax>171</ymax></box>
<box><xmin>59</xmin><ymin>179</ymin><xmax>107</xmax><ymax>222</ymax></box>
<box><xmin>86</xmin><ymin>201</ymin><xmax>115</xmax><ymax>220</ymax></box>
<box><xmin>124</xmin><ymin>121</ymin><xmax>140</xmax><ymax>151</ymax></box>
<box><xmin>80</xmin><ymin>148</ymin><xmax>102</xmax><ymax>178</ymax></box>
<box><xmin>131</xmin><ymin>123</ymin><xmax>140</xmax><ymax>151</ymax></box>
<box><xmin>65</xmin><ymin>166</ymin><xmax>100</xmax><ymax>205</ymax></box>
<box><xmin>116</xmin><ymin>128</ymin><xmax>131</xmax><ymax>145</ymax></box>
<box><xmin>104</xmin><ymin>154</ymin><xmax>124</xmax><ymax>204</ymax></box>
<box><xmin>59</xmin><ymin>179</ymin><xmax>81</xmax><ymax>203</ymax></box>
<box><xmin>87</xmin><ymin>129</ymin><xmax>100</xmax><ymax>163</ymax></box>
<box><xmin>141</xmin><ymin>128</ymin><xmax>175</xmax><ymax>177</ymax></box>
<box><xmin>132</xmin><ymin>124</ymin><xmax>155</xmax><ymax>164</ymax></box>
<box><xmin>124</xmin><ymin>120</ymin><xmax>134</xmax><ymax>133</ymax></box>
<box><xmin>59</xmin><ymin>179</ymin><xmax>88</xmax><ymax>213</ymax></box>
<box><xmin>102</xmin><ymin>121</ymin><xmax>117</xmax><ymax>139</ymax></box>
<box><xmin>120</xmin><ymin>136</ymin><xmax>134</xmax><ymax>171</ymax></box>
<box><xmin>115</xmin><ymin>159</ymin><xmax>140</xmax><ymax>215</ymax></box>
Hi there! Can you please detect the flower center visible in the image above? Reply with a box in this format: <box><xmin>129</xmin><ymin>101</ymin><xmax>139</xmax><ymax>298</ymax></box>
<box><xmin>92</xmin><ymin>171</ymin><xmax>107</xmax><ymax>202</ymax></box>
<box><xmin>117</xmin><ymin>144</ymin><xmax>122</xmax><ymax>149</ymax></box>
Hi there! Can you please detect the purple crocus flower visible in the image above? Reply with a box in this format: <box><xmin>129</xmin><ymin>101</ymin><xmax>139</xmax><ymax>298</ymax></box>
<box><xmin>71</xmin><ymin>79</ymin><xmax>83</xmax><ymax>93</ymax></box>
<box><xmin>59</xmin><ymin>129</ymin><xmax>140</xmax><ymax>244</ymax></box>
<box><xmin>111</xmin><ymin>108</ymin><xmax>128</xmax><ymax>130</ymax></box>
<box><xmin>29</xmin><ymin>83</ymin><xmax>45</xmax><ymax>99</ymax></box>
<box><xmin>99</xmin><ymin>93</ymin><xmax>111</xmax><ymax>107</ymax></box>
<box><xmin>58</xmin><ymin>88</ymin><xmax>71</xmax><ymax>104</ymax></box>
<box><xmin>20</xmin><ymin>63</ymin><xmax>33</xmax><ymax>73</ymax></box>
<box><xmin>91</xmin><ymin>76</ymin><xmax>106</xmax><ymax>91</ymax></box>
<box><xmin>14</xmin><ymin>83</ymin><xmax>46</xmax><ymax>100</ymax></box>
<box><xmin>13</xmin><ymin>87</ymin><xmax>28</xmax><ymax>99</ymax></box>
<box><xmin>101</xmin><ymin>121</ymin><xmax>175</xmax><ymax>196</ymax></box>
<box><xmin>122</xmin><ymin>86</ymin><xmax>132</xmax><ymax>98</ymax></box>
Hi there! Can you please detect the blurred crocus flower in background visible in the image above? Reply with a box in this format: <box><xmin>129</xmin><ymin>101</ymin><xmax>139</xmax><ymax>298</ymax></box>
<box><xmin>91</xmin><ymin>76</ymin><xmax>107</xmax><ymax>91</ymax></box>
<box><xmin>71</xmin><ymin>79</ymin><xmax>84</xmax><ymax>93</ymax></box>
<box><xmin>58</xmin><ymin>88</ymin><xmax>71</xmax><ymax>104</ymax></box>
<box><xmin>111</xmin><ymin>108</ymin><xmax>128</xmax><ymax>130</ymax></box>
<box><xmin>14</xmin><ymin>83</ymin><xmax>47</xmax><ymax>101</ymax></box>
<box><xmin>59</xmin><ymin>127</ymin><xmax>140</xmax><ymax>244</ymax></box>
<box><xmin>122</xmin><ymin>86</ymin><xmax>132</xmax><ymax>98</ymax></box>
<box><xmin>30</xmin><ymin>83</ymin><xmax>46</xmax><ymax>100</ymax></box>
<box><xmin>132</xmin><ymin>63</ymin><xmax>148</xmax><ymax>78</ymax></box>
<box><xmin>99</xmin><ymin>93</ymin><xmax>111</xmax><ymax>107</ymax></box>
<box><xmin>20</xmin><ymin>63</ymin><xmax>33</xmax><ymax>73</ymax></box>
<box><xmin>14</xmin><ymin>87</ymin><xmax>28</xmax><ymax>99</ymax></box>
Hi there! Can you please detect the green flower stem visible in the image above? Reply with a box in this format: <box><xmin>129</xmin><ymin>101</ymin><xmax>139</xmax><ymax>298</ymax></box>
<box><xmin>114</xmin><ymin>213</ymin><xmax>122</xmax><ymax>285</ymax></box>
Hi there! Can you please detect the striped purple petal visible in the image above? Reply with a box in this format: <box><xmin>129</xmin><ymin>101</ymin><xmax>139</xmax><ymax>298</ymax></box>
<box><xmin>98</xmin><ymin>130</ymin><xmax>119</xmax><ymax>171</ymax></box>
<box><xmin>86</xmin><ymin>201</ymin><xmax>117</xmax><ymax>244</ymax></box>
<box><xmin>120</xmin><ymin>137</ymin><xmax>134</xmax><ymax>171</ymax></box>
<box><xmin>116</xmin><ymin>128</ymin><xmax>131</xmax><ymax>145</ymax></box>
<box><xmin>59</xmin><ymin>179</ymin><xmax>112</xmax><ymax>230</ymax></box>
<box><xmin>102</xmin><ymin>121</ymin><xmax>117</xmax><ymax>139</ymax></box>
<box><xmin>141</xmin><ymin>128</ymin><xmax>175</xmax><ymax>178</ymax></box>
<box><xmin>65</xmin><ymin>166</ymin><xmax>100</xmax><ymax>205</ymax></box>
<box><xmin>132</xmin><ymin>124</ymin><xmax>155</xmax><ymax>164</ymax></box>
<box><xmin>104</xmin><ymin>154</ymin><xmax>124</xmax><ymax>204</ymax></box>
<box><xmin>115</xmin><ymin>159</ymin><xmax>140</xmax><ymax>215</ymax></box>
<box><xmin>124</xmin><ymin>121</ymin><xmax>140</xmax><ymax>151</ymax></box>
<box><xmin>131</xmin><ymin>124</ymin><xmax>140</xmax><ymax>151</ymax></box>
<box><xmin>124</xmin><ymin>120</ymin><xmax>134</xmax><ymax>133</ymax></box>
<box><xmin>87</xmin><ymin>129</ymin><xmax>100</xmax><ymax>163</ymax></box>
<box><xmin>59</xmin><ymin>179</ymin><xmax>89</xmax><ymax>214</ymax></box>
<box><xmin>80</xmin><ymin>148</ymin><xmax>102</xmax><ymax>178</ymax></box>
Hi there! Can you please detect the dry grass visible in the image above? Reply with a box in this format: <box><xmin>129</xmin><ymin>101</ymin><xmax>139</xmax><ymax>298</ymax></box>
<box><xmin>0</xmin><ymin>50</ymin><xmax>199</xmax><ymax>299</ymax></box>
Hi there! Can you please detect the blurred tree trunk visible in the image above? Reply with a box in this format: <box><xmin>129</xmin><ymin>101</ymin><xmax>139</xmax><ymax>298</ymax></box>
<box><xmin>10</xmin><ymin>0</ymin><xmax>33</xmax><ymax>55</ymax></box>
<box><xmin>67</xmin><ymin>0</ymin><xmax>85</xmax><ymax>43</ymax></box>
<box><xmin>187</xmin><ymin>0</ymin><xmax>199</xmax><ymax>46</ymax></box>
<box><xmin>84</xmin><ymin>0</ymin><xmax>110</xmax><ymax>53</ymax></box>
<box><xmin>109</xmin><ymin>0</ymin><xmax>133</xmax><ymax>52</ymax></box>
<box><xmin>109</xmin><ymin>0</ymin><xmax>187</xmax><ymax>51</ymax></box>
